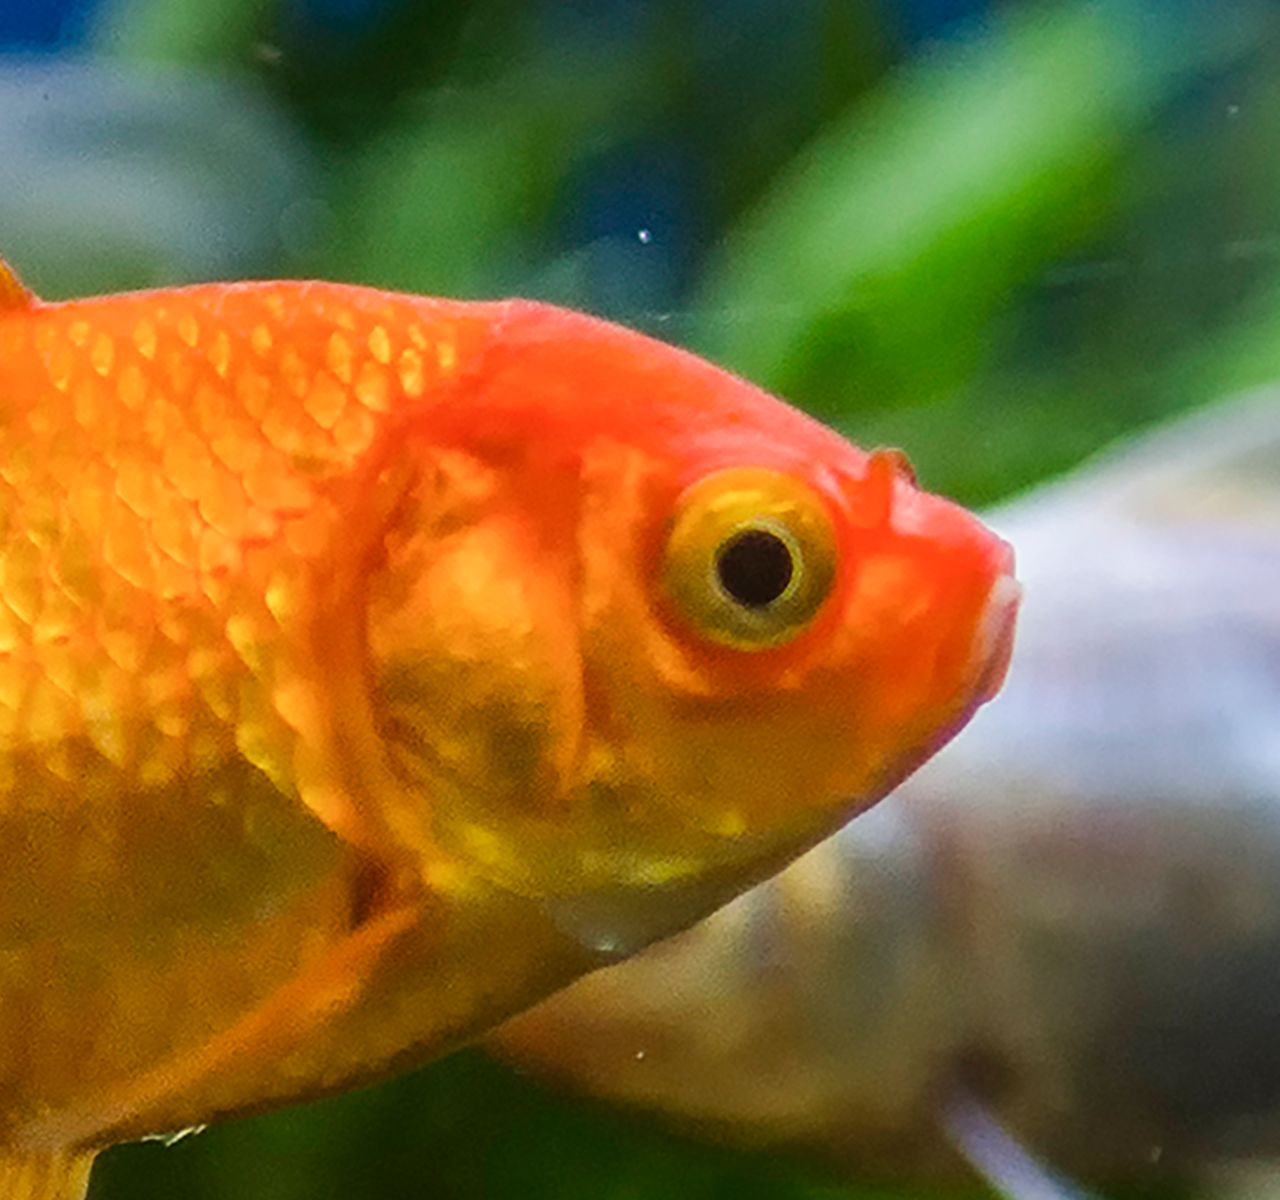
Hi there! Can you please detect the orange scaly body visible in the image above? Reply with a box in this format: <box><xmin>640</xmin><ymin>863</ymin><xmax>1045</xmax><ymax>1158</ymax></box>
<box><xmin>0</xmin><ymin>259</ymin><xmax>1016</xmax><ymax>1198</ymax></box>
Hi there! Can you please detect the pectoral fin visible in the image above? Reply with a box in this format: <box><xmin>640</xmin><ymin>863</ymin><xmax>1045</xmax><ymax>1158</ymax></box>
<box><xmin>19</xmin><ymin>903</ymin><xmax>423</xmax><ymax>1153</ymax></box>
<box><xmin>0</xmin><ymin>1151</ymin><xmax>95</xmax><ymax>1200</ymax></box>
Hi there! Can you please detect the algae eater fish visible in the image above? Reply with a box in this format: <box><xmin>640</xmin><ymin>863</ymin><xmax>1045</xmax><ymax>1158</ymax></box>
<box><xmin>0</xmin><ymin>257</ymin><xmax>1016</xmax><ymax>1199</ymax></box>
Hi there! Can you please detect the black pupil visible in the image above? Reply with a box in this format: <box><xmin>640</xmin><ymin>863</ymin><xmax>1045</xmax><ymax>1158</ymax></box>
<box><xmin>715</xmin><ymin>528</ymin><xmax>794</xmax><ymax>609</ymax></box>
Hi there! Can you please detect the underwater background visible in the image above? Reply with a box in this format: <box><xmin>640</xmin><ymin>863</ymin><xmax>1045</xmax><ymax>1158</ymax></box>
<box><xmin>3</xmin><ymin>0</ymin><xmax>1279</xmax><ymax>1196</ymax></box>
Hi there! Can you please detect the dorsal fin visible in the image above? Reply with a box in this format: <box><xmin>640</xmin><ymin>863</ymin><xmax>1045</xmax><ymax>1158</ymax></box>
<box><xmin>0</xmin><ymin>258</ymin><xmax>35</xmax><ymax>312</ymax></box>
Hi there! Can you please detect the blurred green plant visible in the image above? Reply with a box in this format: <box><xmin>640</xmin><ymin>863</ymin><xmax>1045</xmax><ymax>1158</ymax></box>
<box><xmin>696</xmin><ymin>0</ymin><xmax>1264</xmax><ymax>504</ymax></box>
<box><xmin>694</xmin><ymin>1</ymin><xmax>1261</xmax><ymax>448</ymax></box>
<box><xmin>326</xmin><ymin>57</ymin><xmax>655</xmax><ymax>296</ymax></box>
<box><xmin>700</xmin><ymin>1</ymin><xmax>1141</xmax><ymax>411</ymax></box>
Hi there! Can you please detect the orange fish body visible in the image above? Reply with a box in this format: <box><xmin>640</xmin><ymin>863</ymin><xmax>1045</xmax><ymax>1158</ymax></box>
<box><xmin>0</xmin><ymin>260</ymin><xmax>1016</xmax><ymax>1197</ymax></box>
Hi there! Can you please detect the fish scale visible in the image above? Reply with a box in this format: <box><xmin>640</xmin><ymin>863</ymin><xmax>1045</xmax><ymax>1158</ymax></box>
<box><xmin>0</xmin><ymin>282</ymin><xmax>477</xmax><ymax>800</ymax></box>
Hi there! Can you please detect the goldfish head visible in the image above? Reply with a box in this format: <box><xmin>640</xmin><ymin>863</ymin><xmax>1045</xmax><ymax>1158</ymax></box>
<box><xmin>355</xmin><ymin>302</ymin><xmax>1016</xmax><ymax>948</ymax></box>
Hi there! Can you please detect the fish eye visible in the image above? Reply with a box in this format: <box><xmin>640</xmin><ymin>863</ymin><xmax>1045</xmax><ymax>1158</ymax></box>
<box><xmin>662</xmin><ymin>468</ymin><xmax>837</xmax><ymax>650</ymax></box>
<box><xmin>715</xmin><ymin>527</ymin><xmax>794</xmax><ymax>608</ymax></box>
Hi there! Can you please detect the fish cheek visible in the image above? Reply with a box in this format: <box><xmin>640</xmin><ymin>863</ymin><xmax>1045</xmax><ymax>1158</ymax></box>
<box><xmin>565</xmin><ymin>458</ymin><xmax>822</xmax><ymax>873</ymax></box>
<box><xmin>364</xmin><ymin>503</ymin><xmax>584</xmax><ymax>860</ymax></box>
<box><xmin>569</xmin><ymin>572</ymin><xmax>879</xmax><ymax>862</ymax></box>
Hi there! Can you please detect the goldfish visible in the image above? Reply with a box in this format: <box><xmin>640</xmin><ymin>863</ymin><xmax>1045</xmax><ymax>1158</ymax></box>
<box><xmin>493</xmin><ymin>389</ymin><xmax>1280</xmax><ymax>1200</ymax></box>
<box><xmin>0</xmin><ymin>256</ymin><xmax>1015</xmax><ymax>1200</ymax></box>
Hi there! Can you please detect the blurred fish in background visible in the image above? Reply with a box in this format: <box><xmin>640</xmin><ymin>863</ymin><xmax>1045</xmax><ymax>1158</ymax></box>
<box><xmin>5</xmin><ymin>0</ymin><xmax>1280</xmax><ymax>1196</ymax></box>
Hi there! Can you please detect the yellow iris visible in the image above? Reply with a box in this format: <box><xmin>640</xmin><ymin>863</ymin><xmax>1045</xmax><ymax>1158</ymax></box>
<box><xmin>662</xmin><ymin>467</ymin><xmax>837</xmax><ymax>650</ymax></box>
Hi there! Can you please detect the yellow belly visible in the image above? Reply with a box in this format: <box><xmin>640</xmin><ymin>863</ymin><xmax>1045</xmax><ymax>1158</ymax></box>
<box><xmin>0</xmin><ymin>755</ymin><xmax>354</xmax><ymax>1136</ymax></box>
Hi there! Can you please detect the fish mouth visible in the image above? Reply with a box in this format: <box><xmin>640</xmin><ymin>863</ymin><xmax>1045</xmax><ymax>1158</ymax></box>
<box><xmin>970</xmin><ymin>548</ymin><xmax>1020</xmax><ymax>705</ymax></box>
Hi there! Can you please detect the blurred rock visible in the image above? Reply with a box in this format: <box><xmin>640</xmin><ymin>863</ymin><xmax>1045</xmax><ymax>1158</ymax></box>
<box><xmin>0</xmin><ymin>57</ymin><xmax>315</xmax><ymax>295</ymax></box>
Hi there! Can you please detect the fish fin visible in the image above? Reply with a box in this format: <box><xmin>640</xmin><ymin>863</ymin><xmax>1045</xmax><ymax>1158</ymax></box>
<box><xmin>19</xmin><ymin>903</ymin><xmax>422</xmax><ymax>1151</ymax></box>
<box><xmin>0</xmin><ymin>1151</ymin><xmax>96</xmax><ymax>1200</ymax></box>
<box><xmin>938</xmin><ymin>1090</ymin><xmax>1105</xmax><ymax>1200</ymax></box>
<box><xmin>0</xmin><ymin>259</ymin><xmax>35</xmax><ymax>311</ymax></box>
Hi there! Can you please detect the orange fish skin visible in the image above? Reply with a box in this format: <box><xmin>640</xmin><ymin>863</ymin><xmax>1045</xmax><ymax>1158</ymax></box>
<box><xmin>0</xmin><ymin>264</ymin><xmax>1015</xmax><ymax>1163</ymax></box>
